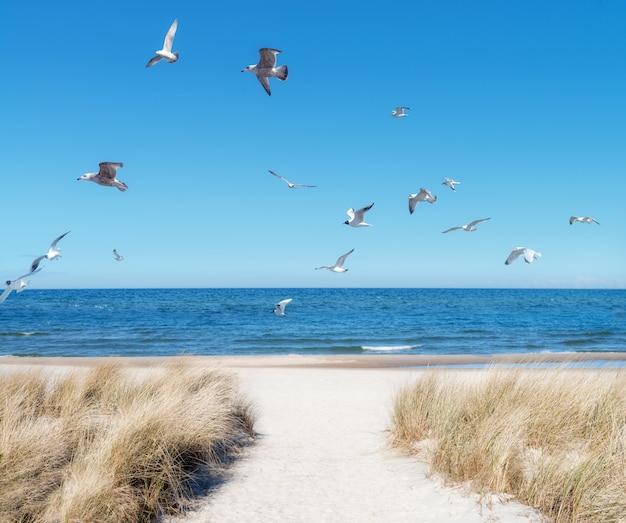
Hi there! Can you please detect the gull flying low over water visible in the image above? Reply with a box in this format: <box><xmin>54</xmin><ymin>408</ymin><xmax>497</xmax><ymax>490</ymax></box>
<box><xmin>146</xmin><ymin>19</ymin><xmax>179</xmax><ymax>68</ymax></box>
<box><xmin>442</xmin><ymin>177</ymin><xmax>460</xmax><ymax>191</ymax></box>
<box><xmin>344</xmin><ymin>203</ymin><xmax>374</xmax><ymax>227</ymax></box>
<box><xmin>113</xmin><ymin>249</ymin><xmax>125</xmax><ymax>261</ymax></box>
<box><xmin>315</xmin><ymin>248</ymin><xmax>354</xmax><ymax>273</ymax></box>
<box><xmin>0</xmin><ymin>268</ymin><xmax>41</xmax><ymax>304</ymax></box>
<box><xmin>78</xmin><ymin>162</ymin><xmax>128</xmax><ymax>192</ymax></box>
<box><xmin>408</xmin><ymin>188</ymin><xmax>437</xmax><ymax>214</ymax></box>
<box><xmin>442</xmin><ymin>218</ymin><xmax>490</xmax><ymax>233</ymax></box>
<box><xmin>268</xmin><ymin>170</ymin><xmax>316</xmax><ymax>188</ymax></box>
<box><xmin>569</xmin><ymin>216</ymin><xmax>600</xmax><ymax>225</ymax></box>
<box><xmin>273</xmin><ymin>298</ymin><xmax>292</xmax><ymax>316</ymax></box>
<box><xmin>242</xmin><ymin>48</ymin><xmax>288</xmax><ymax>96</ymax></box>
<box><xmin>391</xmin><ymin>106</ymin><xmax>411</xmax><ymax>118</ymax></box>
<box><xmin>505</xmin><ymin>247</ymin><xmax>542</xmax><ymax>265</ymax></box>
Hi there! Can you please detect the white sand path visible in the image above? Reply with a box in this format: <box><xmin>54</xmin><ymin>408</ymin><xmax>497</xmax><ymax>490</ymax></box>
<box><xmin>168</xmin><ymin>364</ymin><xmax>542</xmax><ymax>523</ymax></box>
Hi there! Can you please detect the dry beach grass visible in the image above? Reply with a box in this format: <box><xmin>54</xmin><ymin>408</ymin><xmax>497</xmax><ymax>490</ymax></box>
<box><xmin>0</xmin><ymin>361</ymin><xmax>255</xmax><ymax>522</ymax></box>
<box><xmin>392</xmin><ymin>366</ymin><xmax>626</xmax><ymax>522</ymax></box>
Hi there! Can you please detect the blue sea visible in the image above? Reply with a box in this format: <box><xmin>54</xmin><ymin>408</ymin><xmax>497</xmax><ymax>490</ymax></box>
<box><xmin>0</xmin><ymin>288</ymin><xmax>624</xmax><ymax>358</ymax></box>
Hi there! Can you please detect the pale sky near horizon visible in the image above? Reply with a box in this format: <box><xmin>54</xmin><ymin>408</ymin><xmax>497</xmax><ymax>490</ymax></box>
<box><xmin>2</xmin><ymin>0</ymin><xmax>625</xmax><ymax>289</ymax></box>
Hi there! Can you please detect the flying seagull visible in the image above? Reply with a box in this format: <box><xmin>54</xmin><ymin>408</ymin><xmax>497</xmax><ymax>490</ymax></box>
<box><xmin>146</xmin><ymin>19</ymin><xmax>179</xmax><ymax>68</ymax></box>
<box><xmin>43</xmin><ymin>231</ymin><xmax>70</xmax><ymax>261</ymax></box>
<box><xmin>344</xmin><ymin>203</ymin><xmax>374</xmax><ymax>227</ymax></box>
<box><xmin>268</xmin><ymin>170</ymin><xmax>316</xmax><ymax>188</ymax></box>
<box><xmin>391</xmin><ymin>106</ymin><xmax>411</xmax><ymax>118</ymax></box>
<box><xmin>442</xmin><ymin>218</ymin><xmax>490</xmax><ymax>233</ymax></box>
<box><xmin>408</xmin><ymin>188</ymin><xmax>437</xmax><ymax>214</ymax></box>
<box><xmin>0</xmin><ymin>268</ymin><xmax>42</xmax><ymax>304</ymax></box>
<box><xmin>30</xmin><ymin>232</ymin><xmax>70</xmax><ymax>272</ymax></box>
<box><xmin>273</xmin><ymin>298</ymin><xmax>292</xmax><ymax>316</ymax></box>
<box><xmin>242</xmin><ymin>48</ymin><xmax>288</xmax><ymax>96</ymax></box>
<box><xmin>569</xmin><ymin>216</ymin><xmax>600</xmax><ymax>225</ymax></box>
<box><xmin>505</xmin><ymin>247</ymin><xmax>542</xmax><ymax>265</ymax></box>
<box><xmin>78</xmin><ymin>162</ymin><xmax>128</xmax><ymax>192</ymax></box>
<box><xmin>442</xmin><ymin>177</ymin><xmax>460</xmax><ymax>191</ymax></box>
<box><xmin>315</xmin><ymin>248</ymin><xmax>354</xmax><ymax>273</ymax></box>
<box><xmin>113</xmin><ymin>249</ymin><xmax>125</xmax><ymax>261</ymax></box>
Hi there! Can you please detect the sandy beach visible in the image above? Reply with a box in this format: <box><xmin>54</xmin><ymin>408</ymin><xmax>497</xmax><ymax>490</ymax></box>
<box><xmin>4</xmin><ymin>353</ymin><xmax>625</xmax><ymax>522</ymax></box>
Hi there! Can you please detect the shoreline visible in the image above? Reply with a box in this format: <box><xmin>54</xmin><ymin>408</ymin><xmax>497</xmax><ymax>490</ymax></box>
<box><xmin>1</xmin><ymin>351</ymin><xmax>626</xmax><ymax>370</ymax></box>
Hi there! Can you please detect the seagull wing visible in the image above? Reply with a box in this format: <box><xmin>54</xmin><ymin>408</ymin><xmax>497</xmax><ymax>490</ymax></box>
<box><xmin>335</xmin><ymin>248</ymin><xmax>354</xmax><ymax>268</ymax></box>
<box><xmin>275</xmin><ymin>298</ymin><xmax>292</xmax><ymax>314</ymax></box>
<box><xmin>408</xmin><ymin>194</ymin><xmax>418</xmax><ymax>214</ymax></box>
<box><xmin>268</xmin><ymin>170</ymin><xmax>291</xmax><ymax>185</ymax></box>
<box><xmin>163</xmin><ymin>19</ymin><xmax>178</xmax><ymax>52</ymax></box>
<box><xmin>346</xmin><ymin>208</ymin><xmax>355</xmax><ymax>221</ymax></box>
<box><xmin>50</xmin><ymin>231</ymin><xmax>70</xmax><ymax>250</ymax></box>
<box><xmin>523</xmin><ymin>249</ymin><xmax>541</xmax><ymax>263</ymax></box>
<box><xmin>468</xmin><ymin>218</ymin><xmax>490</xmax><ymax>228</ymax></box>
<box><xmin>354</xmin><ymin>202</ymin><xmax>374</xmax><ymax>221</ymax></box>
<box><xmin>569</xmin><ymin>216</ymin><xmax>580</xmax><ymax>225</ymax></box>
<box><xmin>98</xmin><ymin>162</ymin><xmax>123</xmax><ymax>181</ymax></box>
<box><xmin>292</xmin><ymin>184</ymin><xmax>316</xmax><ymax>188</ymax></box>
<box><xmin>31</xmin><ymin>255</ymin><xmax>45</xmax><ymax>272</ymax></box>
<box><xmin>505</xmin><ymin>248</ymin><xmax>524</xmax><ymax>265</ymax></box>
<box><xmin>257</xmin><ymin>75</ymin><xmax>272</xmax><ymax>96</ymax></box>
<box><xmin>0</xmin><ymin>286</ymin><xmax>13</xmax><ymax>304</ymax></box>
<box><xmin>258</xmin><ymin>48</ymin><xmax>280</xmax><ymax>68</ymax></box>
<box><xmin>442</xmin><ymin>226</ymin><xmax>462</xmax><ymax>233</ymax></box>
<box><xmin>146</xmin><ymin>55</ymin><xmax>163</xmax><ymax>67</ymax></box>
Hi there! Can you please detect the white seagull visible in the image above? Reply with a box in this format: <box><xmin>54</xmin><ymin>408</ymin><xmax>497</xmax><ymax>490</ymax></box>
<box><xmin>344</xmin><ymin>203</ymin><xmax>374</xmax><ymax>227</ymax></box>
<box><xmin>113</xmin><ymin>249</ymin><xmax>125</xmax><ymax>261</ymax></box>
<box><xmin>43</xmin><ymin>231</ymin><xmax>70</xmax><ymax>261</ymax></box>
<box><xmin>0</xmin><ymin>268</ymin><xmax>42</xmax><ymax>304</ymax></box>
<box><xmin>408</xmin><ymin>188</ymin><xmax>437</xmax><ymax>214</ymax></box>
<box><xmin>569</xmin><ymin>216</ymin><xmax>600</xmax><ymax>225</ymax></box>
<box><xmin>391</xmin><ymin>106</ymin><xmax>411</xmax><ymax>118</ymax></box>
<box><xmin>315</xmin><ymin>248</ymin><xmax>354</xmax><ymax>273</ymax></box>
<box><xmin>268</xmin><ymin>170</ymin><xmax>316</xmax><ymax>188</ymax></box>
<box><xmin>242</xmin><ymin>48</ymin><xmax>288</xmax><ymax>96</ymax></box>
<box><xmin>78</xmin><ymin>162</ymin><xmax>128</xmax><ymax>192</ymax></box>
<box><xmin>273</xmin><ymin>298</ymin><xmax>292</xmax><ymax>316</ymax></box>
<box><xmin>505</xmin><ymin>247</ymin><xmax>542</xmax><ymax>265</ymax></box>
<box><xmin>146</xmin><ymin>19</ymin><xmax>179</xmax><ymax>68</ymax></box>
<box><xmin>442</xmin><ymin>177</ymin><xmax>460</xmax><ymax>191</ymax></box>
<box><xmin>442</xmin><ymin>218</ymin><xmax>490</xmax><ymax>233</ymax></box>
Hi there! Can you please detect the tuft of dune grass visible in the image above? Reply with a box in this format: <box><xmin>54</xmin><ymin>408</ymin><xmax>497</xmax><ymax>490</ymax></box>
<box><xmin>391</xmin><ymin>367</ymin><xmax>626</xmax><ymax>523</ymax></box>
<box><xmin>0</xmin><ymin>362</ymin><xmax>256</xmax><ymax>522</ymax></box>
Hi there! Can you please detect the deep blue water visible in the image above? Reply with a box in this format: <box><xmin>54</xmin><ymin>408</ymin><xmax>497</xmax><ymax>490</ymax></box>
<box><xmin>0</xmin><ymin>288</ymin><xmax>624</xmax><ymax>357</ymax></box>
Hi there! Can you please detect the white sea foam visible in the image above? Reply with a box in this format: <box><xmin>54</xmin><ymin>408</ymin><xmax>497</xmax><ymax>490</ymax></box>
<box><xmin>361</xmin><ymin>344</ymin><xmax>419</xmax><ymax>352</ymax></box>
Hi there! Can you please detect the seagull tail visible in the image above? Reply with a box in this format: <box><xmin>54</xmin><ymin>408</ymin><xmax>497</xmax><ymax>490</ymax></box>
<box><xmin>275</xmin><ymin>65</ymin><xmax>288</xmax><ymax>81</ymax></box>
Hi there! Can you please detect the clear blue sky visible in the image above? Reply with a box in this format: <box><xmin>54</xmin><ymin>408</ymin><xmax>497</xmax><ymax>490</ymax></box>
<box><xmin>2</xmin><ymin>0</ymin><xmax>625</xmax><ymax>289</ymax></box>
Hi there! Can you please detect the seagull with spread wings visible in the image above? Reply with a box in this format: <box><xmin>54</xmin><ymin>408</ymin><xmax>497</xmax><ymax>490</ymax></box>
<box><xmin>77</xmin><ymin>162</ymin><xmax>128</xmax><ymax>192</ymax></box>
<box><xmin>442</xmin><ymin>218</ymin><xmax>490</xmax><ymax>233</ymax></box>
<box><xmin>242</xmin><ymin>48</ymin><xmax>288</xmax><ymax>96</ymax></box>
<box><xmin>146</xmin><ymin>19</ymin><xmax>179</xmax><ymax>68</ymax></box>
<box><xmin>344</xmin><ymin>203</ymin><xmax>374</xmax><ymax>227</ymax></box>
<box><xmin>569</xmin><ymin>216</ymin><xmax>600</xmax><ymax>225</ymax></box>
<box><xmin>268</xmin><ymin>170</ymin><xmax>316</xmax><ymax>188</ymax></box>
<box><xmin>273</xmin><ymin>298</ymin><xmax>292</xmax><ymax>316</ymax></box>
<box><xmin>315</xmin><ymin>249</ymin><xmax>355</xmax><ymax>273</ymax></box>
<box><xmin>391</xmin><ymin>106</ymin><xmax>411</xmax><ymax>118</ymax></box>
<box><xmin>505</xmin><ymin>247</ymin><xmax>542</xmax><ymax>265</ymax></box>
<box><xmin>408</xmin><ymin>188</ymin><xmax>437</xmax><ymax>214</ymax></box>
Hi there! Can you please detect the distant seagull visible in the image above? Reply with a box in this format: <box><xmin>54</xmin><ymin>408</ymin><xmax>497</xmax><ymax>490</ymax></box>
<box><xmin>344</xmin><ymin>203</ymin><xmax>374</xmax><ymax>227</ymax></box>
<box><xmin>408</xmin><ymin>188</ymin><xmax>437</xmax><ymax>214</ymax></box>
<box><xmin>0</xmin><ymin>268</ymin><xmax>41</xmax><ymax>304</ymax></box>
<box><xmin>242</xmin><ymin>48</ymin><xmax>288</xmax><ymax>96</ymax></box>
<box><xmin>442</xmin><ymin>218</ymin><xmax>490</xmax><ymax>233</ymax></box>
<box><xmin>505</xmin><ymin>247</ymin><xmax>542</xmax><ymax>265</ymax></box>
<box><xmin>268</xmin><ymin>170</ymin><xmax>316</xmax><ymax>188</ymax></box>
<box><xmin>273</xmin><ymin>298</ymin><xmax>292</xmax><ymax>316</ymax></box>
<box><xmin>43</xmin><ymin>231</ymin><xmax>70</xmax><ymax>261</ymax></box>
<box><xmin>315</xmin><ymin>248</ymin><xmax>354</xmax><ymax>273</ymax></box>
<box><xmin>113</xmin><ymin>249</ymin><xmax>125</xmax><ymax>261</ymax></box>
<box><xmin>569</xmin><ymin>216</ymin><xmax>600</xmax><ymax>225</ymax></box>
<box><xmin>442</xmin><ymin>177</ymin><xmax>460</xmax><ymax>191</ymax></box>
<box><xmin>146</xmin><ymin>19</ymin><xmax>179</xmax><ymax>68</ymax></box>
<box><xmin>78</xmin><ymin>162</ymin><xmax>128</xmax><ymax>192</ymax></box>
<box><xmin>391</xmin><ymin>106</ymin><xmax>411</xmax><ymax>118</ymax></box>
